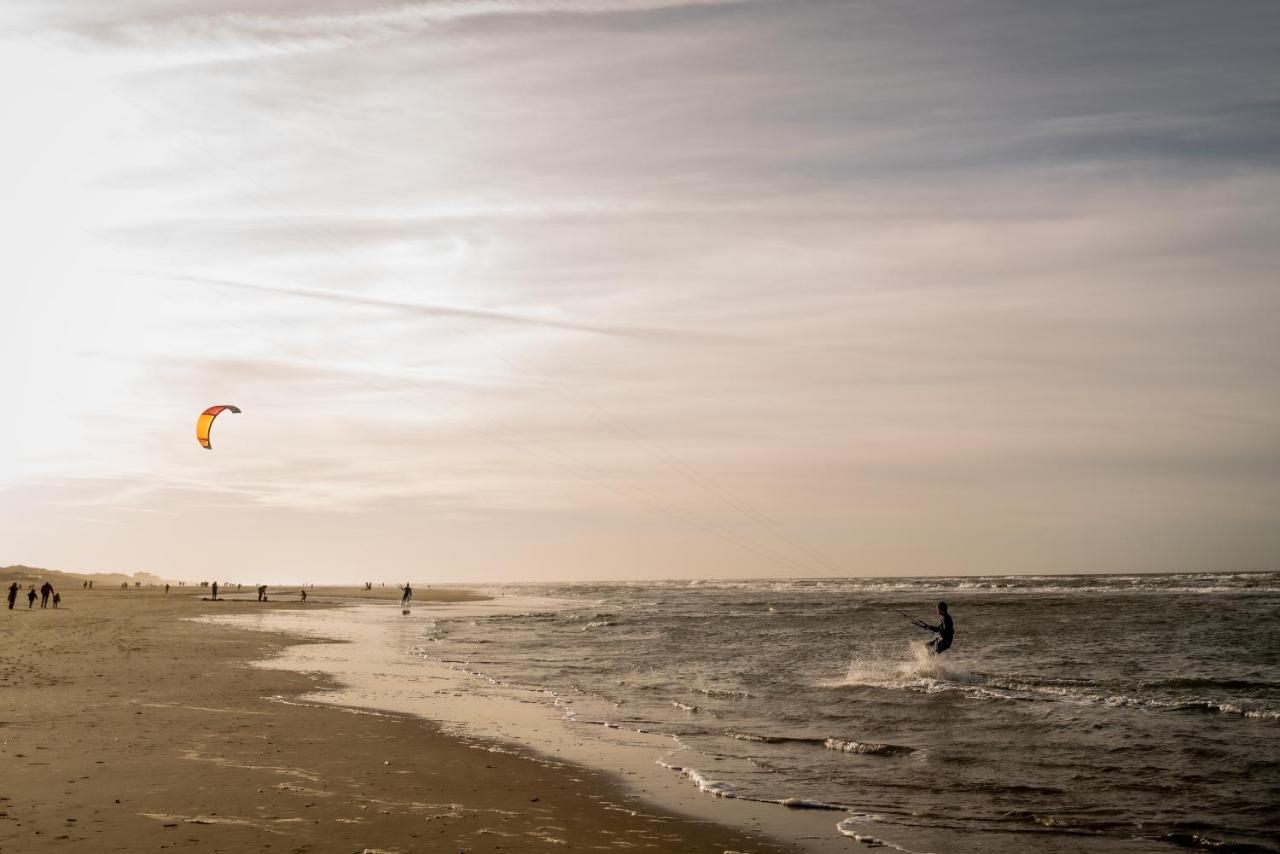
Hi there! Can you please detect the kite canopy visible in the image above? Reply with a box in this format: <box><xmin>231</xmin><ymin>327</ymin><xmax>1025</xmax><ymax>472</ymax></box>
<box><xmin>196</xmin><ymin>404</ymin><xmax>241</xmax><ymax>449</ymax></box>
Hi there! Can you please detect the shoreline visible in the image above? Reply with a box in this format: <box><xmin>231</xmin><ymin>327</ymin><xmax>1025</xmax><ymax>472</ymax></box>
<box><xmin>0</xmin><ymin>586</ymin><xmax>799</xmax><ymax>852</ymax></box>
<box><xmin>207</xmin><ymin>596</ymin><xmax>872</xmax><ymax>854</ymax></box>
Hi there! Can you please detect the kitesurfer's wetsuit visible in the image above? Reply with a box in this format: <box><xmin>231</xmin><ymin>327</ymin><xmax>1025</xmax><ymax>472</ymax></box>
<box><xmin>926</xmin><ymin>613</ymin><xmax>954</xmax><ymax>654</ymax></box>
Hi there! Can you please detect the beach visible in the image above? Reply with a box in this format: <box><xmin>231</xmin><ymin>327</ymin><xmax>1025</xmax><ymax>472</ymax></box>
<box><xmin>0</xmin><ymin>583</ymin><xmax>797</xmax><ymax>853</ymax></box>
<box><xmin>4</xmin><ymin>575</ymin><xmax>1277</xmax><ymax>854</ymax></box>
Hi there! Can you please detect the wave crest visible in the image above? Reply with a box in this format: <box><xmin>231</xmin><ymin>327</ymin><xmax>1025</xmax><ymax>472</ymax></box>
<box><xmin>824</xmin><ymin>738</ymin><xmax>916</xmax><ymax>756</ymax></box>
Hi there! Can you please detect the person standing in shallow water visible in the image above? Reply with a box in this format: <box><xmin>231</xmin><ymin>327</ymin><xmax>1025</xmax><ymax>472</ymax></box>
<box><xmin>401</xmin><ymin>583</ymin><xmax>412</xmax><ymax>606</ymax></box>
<box><xmin>925</xmin><ymin>601</ymin><xmax>955</xmax><ymax>654</ymax></box>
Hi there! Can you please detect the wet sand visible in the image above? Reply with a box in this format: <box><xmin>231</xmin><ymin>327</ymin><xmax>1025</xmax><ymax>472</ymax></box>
<box><xmin>0</xmin><ymin>584</ymin><xmax>798</xmax><ymax>853</ymax></box>
<box><xmin>211</xmin><ymin>599</ymin><xmax>867</xmax><ymax>854</ymax></box>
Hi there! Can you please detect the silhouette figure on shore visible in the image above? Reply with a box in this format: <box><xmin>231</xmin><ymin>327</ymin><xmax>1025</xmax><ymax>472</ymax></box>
<box><xmin>257</xmin><ymin>585</ymin><xmax>268</xmax><ymax>602</ymax></box>
<box><xmin>401</xmin><ymin>583</ymin><xmax>412</xmax><ymax>606</ymax></box>
<box><xmin>39</xmin><ymin>582</ymin><xmax>53</xmax><ymax>609</ymax></box>
<box><xmin>212</xmin><ymin>581</ymin><xmax>219</xmax><ymax>601</ymax></box>
<box><xmin>27</xmin><ymin>587</ymin><xmax>37</xmax><ymax>608</ymax></box>
<box><xmin>164</xmin><ymin>584</ymin><xmax>170</xmax><ymax>594</ymax></box>
<box><xmin>300</xmin><ymin>589</ymin><xmax>307</xmax><ymax>602</ymax></box>
<box><xmin>7</xmin><ymin>582</ymin><xmax>17</xmax><ymax>610</ymax></box>
<box><xmin>52</xmin><ymin>592</ymin><xmax>61</xmax><ymax>609</ymax></box>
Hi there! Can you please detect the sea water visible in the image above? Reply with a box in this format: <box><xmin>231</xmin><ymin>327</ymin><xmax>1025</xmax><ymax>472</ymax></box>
<box><xmin>411</xmin><ymin>573</ymin><xmax>1279</xmax><ymax>853</ymax></box>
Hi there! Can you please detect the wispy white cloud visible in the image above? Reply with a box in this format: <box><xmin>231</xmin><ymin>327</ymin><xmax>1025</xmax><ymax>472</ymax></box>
<box><xmin>44</xmin><ymin>0</ymin><xmax>761</xmax><ymax>67</ymax></box>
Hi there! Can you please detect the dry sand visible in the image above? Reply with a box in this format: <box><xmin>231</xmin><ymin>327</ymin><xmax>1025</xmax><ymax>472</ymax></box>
<box><xmin>0</xmin><ymin>582</ymin><xmax>799</xmax><ymax>853</ymax></box>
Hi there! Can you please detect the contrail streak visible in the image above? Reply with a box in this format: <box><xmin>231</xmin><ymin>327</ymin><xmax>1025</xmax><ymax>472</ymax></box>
<box><xmin>133</xmin><ymin>271</ymin><xmax>745</xmax><ymax>344</ymax></box>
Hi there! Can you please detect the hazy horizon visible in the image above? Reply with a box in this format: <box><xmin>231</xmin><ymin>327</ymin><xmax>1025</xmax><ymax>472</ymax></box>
<box><xmin>6</xmin><ymin>561</ymin><xmax>1274</xmax><ymax>589</ymax></box>
<box><xmin>3</xmin><ymin>1</ymin><xmax>1278</xmax><ymax>583</ymax></box>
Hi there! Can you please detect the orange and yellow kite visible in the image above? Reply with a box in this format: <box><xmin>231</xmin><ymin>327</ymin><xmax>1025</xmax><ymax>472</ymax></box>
<box><xmin>196</xmin><ymin>405</ymin><xmax>241</xmax><ymax>449</ymax></box>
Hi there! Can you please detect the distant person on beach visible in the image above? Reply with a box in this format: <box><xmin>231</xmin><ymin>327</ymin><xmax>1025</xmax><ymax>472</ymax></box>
<box><xmin>257</xmin><ymin>585</ymin><xmax>267</xmax><ymax>602</ymax></box>
<box><xmin>300</xmin><ymin>589</ymin><xmax>307</xmax><ymax>602</ymax></box>
<box><xmin>164</xmin><ymin>584</ymin><xmax>170</xmax><ymax>594</ymax></box>
<box><xmin>401</xmin><ymin>583</ymin><xmax>412</xmax><ymax>606</ymax></box>
<box><xmin>924</xmin><ymin>602</ymin><xmax>955</xmax><ymax>654</ymax></box>
<box><xmin>211</xmin><ymin>581</ymin><xmax>219</xmax><ymax>600</ymax></box>
<box><xmin>7</xmin><ymin>582</ymin><xmax>18</xmax><ymax>609</ymax></box>
<box><xmin>52</xmin><ymin>592</ymin><xmax>60</xmax><ymax>609</ymax></box>
<box><xmin>39</xmin><ymin>581</ymin><xmax>53</xmax><ymax>608</ymax></box>
<box><xmin>27</xmin><ymin>586</ymin><xmax>37</xmax><ymax>608</ymax></box>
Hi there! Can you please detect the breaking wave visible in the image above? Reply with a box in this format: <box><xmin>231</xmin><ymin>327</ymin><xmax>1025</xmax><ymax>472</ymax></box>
<box><xmin>824</xmin><ymin>738</ymin><xmax>916</xmax><ymax>756</ymax></box>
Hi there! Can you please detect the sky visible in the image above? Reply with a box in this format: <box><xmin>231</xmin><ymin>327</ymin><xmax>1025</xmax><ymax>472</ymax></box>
<box><xmin>1</xmin><ymin>0</ymin><xmax>1278</xmax><ymax>583</ymax></box>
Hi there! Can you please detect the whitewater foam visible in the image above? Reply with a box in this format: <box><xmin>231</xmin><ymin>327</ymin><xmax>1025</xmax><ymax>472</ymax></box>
<box><xmin>822</xmin><ymin>646</ymin><xmax>1280</xmax><ymax>722</ymax></box>
<box><xmin>836</xmin><ymin>818</ymin><xmax>937</xmax><ymax>854</ymax></box>
<box><xmin>824</xmin><ymin>642</ymin><xmax>980</xmax><ymax>691</ymax></box>
<box><xmin>656</xmin><ymin>757</ymin><xmax>739</xmax><ymax>798</ymax></box>
<box><xmin>824</xmin><ymin>738</ymin><xmax>916</xmax><ymax>756</ymax></box>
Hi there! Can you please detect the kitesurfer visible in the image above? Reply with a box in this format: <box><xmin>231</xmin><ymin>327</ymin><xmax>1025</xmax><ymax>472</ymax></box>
<box><xmin>924</xmin><ymin>601</ymin><xmax>955</xmax><ymax>654</ymax></box>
